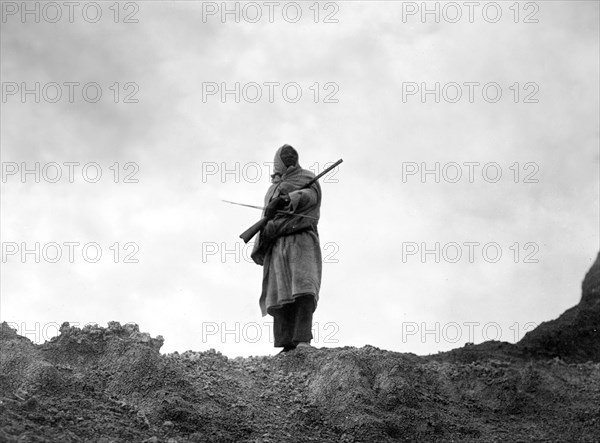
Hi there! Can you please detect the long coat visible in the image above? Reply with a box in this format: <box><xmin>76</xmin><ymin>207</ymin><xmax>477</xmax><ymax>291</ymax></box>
<box><xmin>251</xmin><ymin>165</ymin><xmax>322</xmax><ymax>317</ymax></box>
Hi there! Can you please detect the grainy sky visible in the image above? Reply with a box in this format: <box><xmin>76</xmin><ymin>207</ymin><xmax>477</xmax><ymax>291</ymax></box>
<box><xmin>1</xmin><ymin>1</ymin><xmax>598</xmax><ymax>357</ymax></box>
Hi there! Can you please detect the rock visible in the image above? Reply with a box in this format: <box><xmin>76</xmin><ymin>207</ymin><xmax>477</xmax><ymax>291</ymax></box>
<box><xmin>581</xmin><ymin>252</ymin><xmax>600</xmax><ymax>306</ymax></box>
<box><xmin>21</xmin><ymin>396</ymin><xmax>38</xmax><ymax>411</ymax></box>
<box><xmin>124</xmin><ymin>323</ymin><xmax>140</xmax><ymax>333</ymax></box>
<box><xmin>108</xmin><ymin>321</ymin><xmax>122</xmax><ymax>331</ymax></box>
<box><xmin>517</xmin><ymin>251</ymin><xmax>600</xmax><ymax>362</ymax></box>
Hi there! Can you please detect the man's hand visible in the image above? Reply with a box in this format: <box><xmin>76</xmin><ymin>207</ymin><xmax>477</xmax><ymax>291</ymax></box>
<box><xmin>265</xmin><ymin>195</ymin><xmax>290</xmax><ymax>219</ymax></box>
<box><xmin>262</xmin><ymin>220</ymin><xmax>277</xmax><ymax>241</ymax></box>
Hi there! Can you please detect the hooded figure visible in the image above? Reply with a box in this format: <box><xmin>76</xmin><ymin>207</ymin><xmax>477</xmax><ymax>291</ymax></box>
<box><xmin>251</xmin><ymin>144</ymin><xmax>322</xmax><ymax>352</ymax></box>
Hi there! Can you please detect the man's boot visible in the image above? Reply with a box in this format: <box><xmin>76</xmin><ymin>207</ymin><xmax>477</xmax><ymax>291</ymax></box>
<box><xmin>295</xmin><ymin>342</ymin><xmax>314</xmax><ymax>351</ymax></box>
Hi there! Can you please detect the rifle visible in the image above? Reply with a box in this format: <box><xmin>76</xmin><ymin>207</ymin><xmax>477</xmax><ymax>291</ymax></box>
<box><xmin>239</xmin><ymin>159</ymin><xmax>343</xmax><ymax>243</ymax></box>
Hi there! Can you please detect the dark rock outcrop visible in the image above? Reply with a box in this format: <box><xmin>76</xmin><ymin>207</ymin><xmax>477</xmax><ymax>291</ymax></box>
<box><xmin>517</xmin><ymin>252</ymin><xmax>600</xmax><ymax>362</ymax></box>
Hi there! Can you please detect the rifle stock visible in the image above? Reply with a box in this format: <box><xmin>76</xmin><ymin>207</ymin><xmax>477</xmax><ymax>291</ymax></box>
<box><xmin>239</xmin><ymin>216</ymin><xmax>268</xmax><ymax>243</ymax></box>
<box><xmin>238</xmin><ymin>158</ymin><xmax>343</xmax><ymax>243</ymax></box>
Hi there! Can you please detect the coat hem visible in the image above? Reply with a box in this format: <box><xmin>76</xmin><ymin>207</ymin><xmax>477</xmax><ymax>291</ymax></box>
<box><xmin>265</xmin><ymin>292</ymin><xmax>317</xmax><ymax>317</ymax></box>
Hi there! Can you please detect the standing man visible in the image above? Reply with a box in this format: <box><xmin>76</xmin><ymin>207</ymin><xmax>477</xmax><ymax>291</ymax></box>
<box><xmin>251</xmin><ymin>144</ymin><xmax>322</xmax><ymax>353</ymax></box>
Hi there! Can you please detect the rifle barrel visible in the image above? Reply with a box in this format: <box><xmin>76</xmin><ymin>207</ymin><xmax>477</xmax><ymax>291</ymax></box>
<box><xmin>303</xmin><ymin>159</ymin><xmax>343</xmax><ymax>189</ymax></box>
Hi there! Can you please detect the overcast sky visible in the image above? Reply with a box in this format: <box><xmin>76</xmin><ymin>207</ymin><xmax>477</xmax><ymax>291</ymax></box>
<box><xmin>1</xmin><ymin>1</ymin><xmax>598</xmax><ymax>357</ymax></box>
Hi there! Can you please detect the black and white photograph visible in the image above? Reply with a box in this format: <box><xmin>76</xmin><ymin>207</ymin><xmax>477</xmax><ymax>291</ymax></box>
<box><xmin>1</xmin><ymin>1</ymin><xmax>599</xmax><ymax>441</ymax></box>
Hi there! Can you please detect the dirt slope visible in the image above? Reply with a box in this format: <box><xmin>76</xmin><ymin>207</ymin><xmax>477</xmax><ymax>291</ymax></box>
<box><xmin>1</xmin><ymin>253</ymin><xmax>599</xmax><ymax>442</ymax></box>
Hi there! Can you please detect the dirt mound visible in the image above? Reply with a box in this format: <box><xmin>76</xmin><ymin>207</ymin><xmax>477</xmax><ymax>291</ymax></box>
<box><xmin>0</xmin><ymin>322</ymin><xmax>248</xmax><ymax>442</ymax></box>
<box><xmin>1</xmin><ymin>254</ymin><xmax>599</xmax><ymax>442</ymax></box>
<box><xmin>2</xmin><ymin>323</ymin><xmax>600</xmax><ymax>442</ymax></box>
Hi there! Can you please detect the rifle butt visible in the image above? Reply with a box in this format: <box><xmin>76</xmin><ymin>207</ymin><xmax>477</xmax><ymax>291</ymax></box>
<box><xmin>239</xmin><ymin>217</ymin><xmax>268</xmax><ymax>243</ymax></box>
